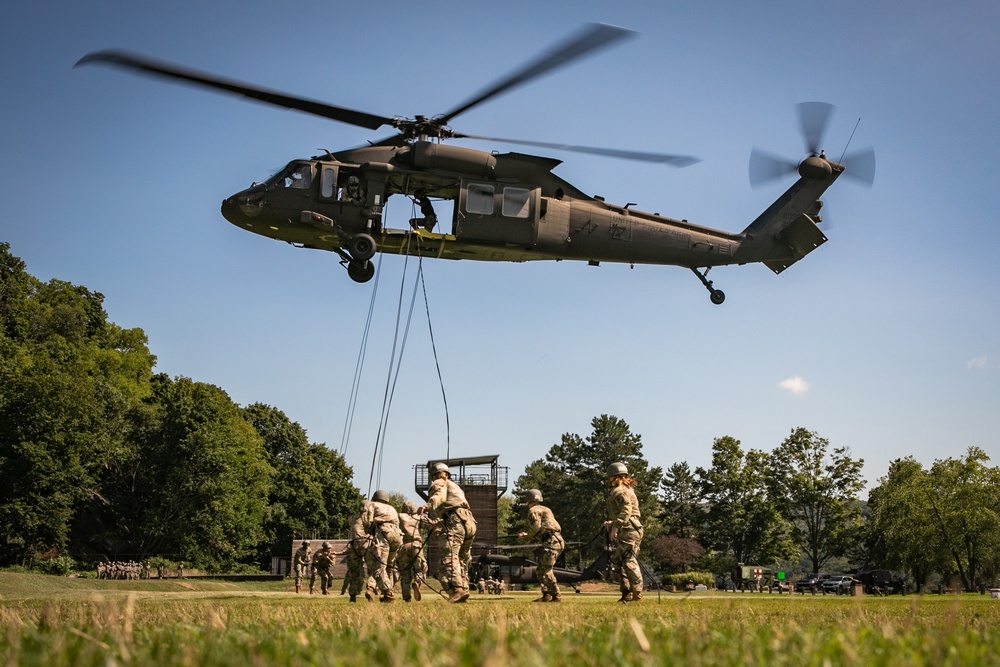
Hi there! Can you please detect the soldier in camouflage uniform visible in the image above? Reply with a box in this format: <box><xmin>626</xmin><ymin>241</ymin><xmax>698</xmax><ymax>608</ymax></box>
<box><xmin>419</xmin><ymin>462</ymin><xmax>477</xmax><ymax>603</ymax></box>
<box><xmin>310</xmin><ymin>542</ymin><xmax>336</xmax><ymax>595</ymax></box>
<box><xmin>362</xmin><ymin>490</ymin><xmax>403</xmax><ymax>603</ymax></box>
<box><xmin>397</xmin><ymin>500</ymin><xmax>436</xmax><ymax>602</ymax></box>
<box><xmin>292</xmin><ymin>540</ymin><xmax>312</xmax><ymax>594</ymax></box>
<box><xmin>603</xmin><ymin>461</ymin><xmax>644</xmax><ymax>603</ymax></box>
<box><xmin>342</xmin><ymin>503</ymin><xmax>372</xmax><ymax>602</ymax></box>
<box><xmin>517</xmin><ymin>488</ymin><xmax>565</xmax><ymax>602</ymax></box>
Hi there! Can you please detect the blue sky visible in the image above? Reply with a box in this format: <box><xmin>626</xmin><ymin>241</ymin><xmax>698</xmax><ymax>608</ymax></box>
<box><xmin>3</xmin><ymin>1</ymin><xmax>999</xmax><ymax>501</ymax></box>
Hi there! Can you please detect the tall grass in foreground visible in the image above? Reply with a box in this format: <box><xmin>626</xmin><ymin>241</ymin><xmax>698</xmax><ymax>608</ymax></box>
<box><xmin>3</xmin><ymin>579</ymin><xmax>1000</xmax><ymax>666</ymax></box>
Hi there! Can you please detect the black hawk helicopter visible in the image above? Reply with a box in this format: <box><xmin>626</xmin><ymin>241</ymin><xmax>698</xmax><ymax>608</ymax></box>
<box><xmin>77</xmin><ymin>24</ymin><xmax>874</xmax><ymax>304</ymax></box>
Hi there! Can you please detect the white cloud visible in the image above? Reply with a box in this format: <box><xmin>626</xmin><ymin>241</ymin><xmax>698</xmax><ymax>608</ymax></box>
<box><xmin>967</xmin><ymin>355</ymin><xmax>989</xmax><ymax>369</ymax></box>
<box><xmin>778</xmin><ymin>376</ymin><xmax>810</xmax><ymax>396</ymax></box>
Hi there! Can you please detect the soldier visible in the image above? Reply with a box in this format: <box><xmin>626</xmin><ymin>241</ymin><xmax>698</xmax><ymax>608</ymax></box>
<box><xmin>292</xmin><ymin>540</ymin><xmax>312</xmax><ymax>594</ymax></box>
<box><xmin>603</xmin><ymin>461</ymin><xmax>644</xmax><ymax>603</ymax></box>
<box><xmin>343</xmin><ymin>502</ymin><xmax>372</xmax><ymax>602</ymax></box>
<box><xmin>517</xmin><ymin>488</ymin><xmax>565</xmax><ymax>602</ymax></box>
<box><xmin>477</xmin><ymin>577</ymin><xmax>486</xmax><ymax>595</ymax></box>
<box><xmin>419</xmin><ymin>462</ymin><xmax>477</xmax><ymax>603</ymax></box>
<box><xmin>362</xmin><ymin>490</ymin><xmax>403</xmax><ymax>603</ymax></box>
<box><xmin>310</xmin><ymin>542</ymin><xmax>336</xmax><ymax>595</ymax></box>
<box><xmin>397</xmin><ymin>500</ymin><xmax>435</xmax><ymax>602</ymax></box>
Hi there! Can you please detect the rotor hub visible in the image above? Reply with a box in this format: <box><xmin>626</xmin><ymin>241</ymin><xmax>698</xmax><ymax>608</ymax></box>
<box><xmin>798</xmin><ymin>155</ymin><xmax>833</xmax><ymax>180</ymax></box>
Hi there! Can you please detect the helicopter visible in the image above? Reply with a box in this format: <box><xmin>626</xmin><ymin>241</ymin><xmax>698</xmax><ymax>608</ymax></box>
<box><xmin>472</xmin><ymin>548</ymin><xmax>610</xmax><ymax>594</ymax></box>
<box><xmin>77</xmin><ymin>23</ymin><xmax>874</xmax><ymax>304</ymax></box>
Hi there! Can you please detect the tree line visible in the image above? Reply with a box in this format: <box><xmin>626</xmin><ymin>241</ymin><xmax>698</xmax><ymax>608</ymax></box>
<box><xmin>513</xmin><ymin>418</ymin><xmax>1000</xmax><ymax>593</ymax></box>
<box><xmin>3</xmin><ymin>241</ymin><xmax>998</xmax><ymax>590</ymax></box>
<box><xmin>0</xmin><ymin>243</ymin><xmax>362</xmax><ymax>571</ymax></box>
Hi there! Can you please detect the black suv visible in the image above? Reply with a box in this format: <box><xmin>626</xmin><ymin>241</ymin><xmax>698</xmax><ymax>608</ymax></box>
<box><xmin>794</xmin><ymin>573</ymin><xmax>830</xmax><ymax>594</ymax></box>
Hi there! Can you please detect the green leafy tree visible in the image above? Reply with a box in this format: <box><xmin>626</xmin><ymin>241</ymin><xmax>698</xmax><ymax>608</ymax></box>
<box><xmin>924</xmin><ymin>447</ymin><xmax>1000</xmax><ymax>591</ymax></box>
<box><xmin>242</xmin><ymin>403</ymin><xmax>362</xmax><ymax>565</ymax></box>
<box><xmin>514</xmin><ymin>415</ymin><xmax>662</xmax><ymax>560</ymax></box>
<box><xmin>660</xmin><ymin>461</ymin><xmax>703</xmax><ymax>539</ymax></box>
<box><xmin>696</xmin><ymin>436</ymin><xmax>794</xmax><ymax>571</ymax></box>
<box><xmin>866</xmin><ymin>457</ymin><xmax>940</xmax><ymax>590</ymax></box>
<box><xmin>0</xmin><ymin>244</ymin><xmax>155</xmax><ymax>565</ymax></box>
<box><xmin>767</xmin><ymin>428</ymin><xmax>865</xmax><ymax>573</ymax></box>
<box><xmin>130</xmin><ymin>376</ymin><xmax>274</xmax><ymax>571</ymax></box>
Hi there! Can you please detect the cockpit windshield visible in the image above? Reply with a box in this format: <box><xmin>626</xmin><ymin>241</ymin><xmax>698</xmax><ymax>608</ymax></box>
<box><xmin>270</xmin><ymin>163</ymin><xmax>313</xmax><ymax>190</ymax></box>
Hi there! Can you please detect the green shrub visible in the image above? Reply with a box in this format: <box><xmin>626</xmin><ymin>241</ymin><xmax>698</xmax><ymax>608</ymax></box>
<box><xmin>661</xmin><ymin>571</ymin><xmax>715</xmax><ymax>588</ymax></box>
<box><xmin>36</xmin><ymin>556</ymin><xmax>77</xmax><ymax>576</ymax></box>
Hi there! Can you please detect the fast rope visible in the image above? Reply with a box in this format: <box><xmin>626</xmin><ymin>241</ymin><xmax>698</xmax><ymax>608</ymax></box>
<box><xmin>364</xmin><ymin>195</ymin><xmax>452</xmax><ymax>494</ymax></box>
<box><xmin>339</xmin><ymin>255</ymin><xmax>382</xmax><ymax>457</ymax></box>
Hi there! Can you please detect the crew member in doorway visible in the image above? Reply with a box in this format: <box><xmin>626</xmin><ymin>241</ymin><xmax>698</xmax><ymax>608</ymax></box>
<box><xmin>410</xmin><ymin>188</ymin><xmax>438</xmax><ymax>232</ymax></box>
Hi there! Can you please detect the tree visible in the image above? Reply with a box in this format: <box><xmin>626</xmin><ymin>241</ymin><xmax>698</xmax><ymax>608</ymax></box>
<box><xmin>696</xmin><ymin>436</ymin><xmax>794</xmax><ymax>570</ymax></box>
<box><xmin>0</xmin><ymin>244</ymin><xmax>155</xmax><ymax>565</ymax></box>
<box><xmin>242</xmin><ymin>403</ymin><xmax>362</xmax><ymax>566</ymax></box>
<box><xmin>649</xmin><ymin>535</ymin><xmax>705</xmax><ymax>574</ymax></box>
<box><xmin>924</xmin><ymin>448</ymin><xmax>1000</xmax><ymax>591</ymax></box>
<box><xmin>129</xmin><ymin>376</ymin><xmax>274</xmax><ymax>571</ymax></box>
<box><xmin>514</xmin><ymin>415</ymin><xmax>662</xmax><ymax>560</ymax></box>
<box><xmin>866</xmin><ymin>457</ymin><xmax>940</xmax><ymax>590</ymax></box>
<box><xmin>660</xmin><ymin>461</ymin><xmax>703</xmax><ymax>539</ymax></box>
<box><xmin>767</xmin><ymin>428</ymin><xmax>865</xmax><ymax>573</ymax></box>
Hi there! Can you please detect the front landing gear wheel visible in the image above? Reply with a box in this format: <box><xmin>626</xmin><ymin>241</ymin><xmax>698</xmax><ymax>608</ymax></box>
<box><xmin>348</xmin><ymin>233</ymin><xmax>376</xmax><ymax>261</ymax></box>
<box><xmin>347</xmin><ymin>260</ymin><xmax>375</xmax><ymax>283</ymax></box>
<box><xmin>710</xmin><ymin>289</ymin><xmax>726</xmax><ymax>305</ymax></box>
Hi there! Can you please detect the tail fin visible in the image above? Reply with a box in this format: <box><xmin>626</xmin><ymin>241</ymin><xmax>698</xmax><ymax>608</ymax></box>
<box><xmin>732</xmin><ymin>170</ymin><xmax>839</xmax><ymax>273</ymax></box>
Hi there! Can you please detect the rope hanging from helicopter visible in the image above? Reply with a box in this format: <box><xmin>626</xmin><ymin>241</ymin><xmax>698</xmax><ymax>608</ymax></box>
<box><xmin>345</xmin><ymin>194</ymin><xmax>451</xmax><ymax>496</ymax></box>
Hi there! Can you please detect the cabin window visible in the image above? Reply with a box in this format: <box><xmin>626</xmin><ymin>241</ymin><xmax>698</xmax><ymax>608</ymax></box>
<box><xmin>502</xmin><ymin>187</ymin><xmax>531</xmax><ymax>218</ymax></box>
<box><xmin>275</xmin><ymin>163</ymin><xmax>312</xmax><ymax>189</ymax></box>
<box><xmin>320</xmin><ymin>166</ymin><xmax>337</xmax><ymax>199</ymax></box>
<box><xmin>466</xmin><ymin>183</ymin><xmax>494</xmax><ymax>215</ymax></box>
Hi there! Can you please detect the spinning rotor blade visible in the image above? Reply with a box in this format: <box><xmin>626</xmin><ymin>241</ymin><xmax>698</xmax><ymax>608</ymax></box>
<box><xmin>797</xmin><ymin>101</ymin><xmax>834</xmax><ymax>155</ymax></box>
<box><xmin>841</xmin><ymin>146</ymin><xmax>876</xmax><ymax>187</ymax></box>
<box><xmin>76</xmin><ymin>50</ymin><xmax>393</xmax><ymax>131</ymax></box>
<box><xmin>749</xmin><ymin>146</ymin><xmax>798</xmax><ymax>188</ymax></box>
<box><xmin>439</xmin><ymin>23</ymin><xmax>636</xmax><ymax>124</ymax></box>
<box><xmin>458</xmin><ymin>134</ymin><xmax>700</xmax><ymax>166</ymax></box>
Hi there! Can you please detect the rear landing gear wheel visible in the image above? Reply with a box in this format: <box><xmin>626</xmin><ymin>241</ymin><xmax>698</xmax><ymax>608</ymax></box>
<box><xmin>691</xmin><ymin>267</ymin><xmax>726</xmax><ymax>305</ymax></box>
<box><xmin>347</xmin><ymin>260</ymin><xmax>375</xmax><ymax>283</ymax></box>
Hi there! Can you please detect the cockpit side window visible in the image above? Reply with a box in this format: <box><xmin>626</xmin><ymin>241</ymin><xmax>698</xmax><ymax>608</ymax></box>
<box><xmin>466</xmin><ymin>183</ymin><xmax>495</xmax><ymax>215</ymax></box>
<box><xmin>274</xmin><ymin>163</ymin><xmax>313</xmax><ymax>189</ymax></box>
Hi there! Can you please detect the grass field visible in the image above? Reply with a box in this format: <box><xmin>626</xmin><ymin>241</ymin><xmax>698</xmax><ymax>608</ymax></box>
<box><xmin>3</xmin><ymin>573</ymin><xmax>1000</xmax><ymax>666</ymax></box>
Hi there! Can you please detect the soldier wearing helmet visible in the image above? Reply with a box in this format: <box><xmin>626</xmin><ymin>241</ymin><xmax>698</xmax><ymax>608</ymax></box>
<box><xmin>343</xmin><ymin>175</ymin><xmax>366</xmax><ymax>205</ymax></box>
<box><xmin>310</xmin><ymin>541</ymin><xmax>336</xmax><ymax>596</ymax></box>
<box><xmin>603</xmin><ymin>461</ymin><xmax>644</xmax><ymax>603</ymax></box>
<box><xmin>419</xmin><ymin>461</ymin><xmax>477</xmax><ymax>603</ymax></box>
<box><xmin>517</xmin><ymin>488</ymin><xmax>564</xmax><ymax>602</ymax></box>
<box><xmin>342</xmin><ymin>501</ymin><xmax>373</xmax><ymax>602</ymax></box>
<box><xmin>292</xmin><ymin>539</ymin><xmax>313</xmax><ymax>594</ymax></box>
<box><xmin>397</xmin><ymin>499</ymin><xmax>437</xmax><ymax>602</ymax></box>
<box><xmin>362</xmin><ymin>490</ymin><xmax>402</xmax><ymax>603</ymax></box>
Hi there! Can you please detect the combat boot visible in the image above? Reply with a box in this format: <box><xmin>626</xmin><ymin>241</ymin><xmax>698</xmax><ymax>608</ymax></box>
<box><xmin>532</xmin><ymin>593</ymin><xmax>552</xmax><ymax>603</ymax></box>
<box><xmin>448</xmin><ymin>587</ymin><xmax>470</xmax><ymax>603</ymax></box>
<box><xmin>295</xmin><ymin>583</ymin><xmax>300</xmax><ymax>594</ymax></box>
<box><xmin>630</xmin><ymin>591</ymin><xmax>643</xmax><ymax>602</ymax></box>
<box><xmin>411</xmin><ymin>581</ymin><xmax>422</xmax><ymax>602</ymax></box>
<box><xmin>618</xmin><ymin>590</ymin><xmax>630</xmax><ymax>604</ymax></box>
<box><xmin>380</xmin><ymin>592</ymin><xmax>395</xmax><ymax>603</ymax></box>
<box><xmin>365</xmin><ymin>585</ymin><xmax>375</xmax><ymax>602</ymax></box>
<box><xmin>349</xmin><ymin>594</ymin><xmax>357</xmax><ymax>603</ymax></box>
<box><xmin>550</xmin><ymin>592</ymin><xmax>562</xmax><ymax>603</ymax></box>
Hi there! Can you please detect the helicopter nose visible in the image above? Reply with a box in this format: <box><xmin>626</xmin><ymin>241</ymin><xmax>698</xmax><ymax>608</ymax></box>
<box><xmin>221</xmin><ymin>186</ymin><xmax>266</xmax><ymax>227</ymax></box>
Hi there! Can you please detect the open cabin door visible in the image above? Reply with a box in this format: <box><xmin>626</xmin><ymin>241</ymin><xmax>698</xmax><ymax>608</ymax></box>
<box><xmin>455</xmin><ymin>181</ymin><xmax>539</xmax><ymax>246</ymax></box>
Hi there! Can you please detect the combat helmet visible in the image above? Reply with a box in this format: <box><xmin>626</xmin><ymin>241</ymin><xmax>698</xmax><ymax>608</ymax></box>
<box><xmin>372</xmin><ymin>489</ymin><xmax>390</xmax><ymax>504</ymax></box>
<box><xmin>430</xmin><ymin>461</ymin><xmax>450</xmax><ymax>477</ymax></box>
<box><xmin>301</xmin><ymin>540</ymin><xmax>310</xmax><ymax>547</ymax></box>
<box><xmin>402</xmin><ymin>500</ymin><xmax>419</xmax><ymax>514</ymax></box>
<box><xmin>321</xmin><ymin>541</ymin><xmax>330</xmax><ymax>549</ymax></box>
<box><xmin>523</xmin><ymin>488</ymin><xmax>543</xmax><ymax>504</ymax></box>
<box><xmin>606</xmin><ymin>461</ymin><xmax>629</xmax><ymax>477</ymax></box>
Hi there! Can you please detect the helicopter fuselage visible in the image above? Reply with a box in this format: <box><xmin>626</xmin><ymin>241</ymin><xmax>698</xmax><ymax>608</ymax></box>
<box><xmin>221</xmin><ymin>141</ymin><xmax>841</xmax><ymax>299</ymax></box>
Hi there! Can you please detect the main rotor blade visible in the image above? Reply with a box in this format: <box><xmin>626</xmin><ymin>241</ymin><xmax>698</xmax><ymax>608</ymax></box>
<box><xmin>797</xmin><ymin>102</ymin><xmax>834</xmax><ymax>155</ymax></box>
<box><xmin>76</xmin><ymin>50</ymin><xmax>394</xmax><ymax>131</ymax></box>
<box><xmin>458</xmin><ymin>133</ymin><xmax>700</xmax><ymax>166</ymax></box>
<box><xmin>749</xmin><ymin>147</ymin><xmax>798</xmax><ymax>188</ymax></box>
<box><xmin>439</xmin><ymin>23</ymin><xmax>636</xmax><ymax>124</ymax></box>
<box><xmin>840</xmin><ymin>146</ymin><xmax>876</xmax><ymax>187</ymax></box>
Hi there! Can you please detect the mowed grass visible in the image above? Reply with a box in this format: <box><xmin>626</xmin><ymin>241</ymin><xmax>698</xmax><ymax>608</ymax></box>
<box><xmin>2</xmin><ymin>573</ymin><xmax>1000</xmax><ymax>666</ymax></box>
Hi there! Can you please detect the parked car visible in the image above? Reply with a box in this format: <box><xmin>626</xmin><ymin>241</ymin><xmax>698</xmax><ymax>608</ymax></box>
<box><xmin>794</xmin><ymin>573</ymin><xmax>831</xmax><ymax>594</ymax></box>
<box><xmin>822</xmin><ymin>575</ymin><xmax>855</xmax><ymax>595</ymax></box>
